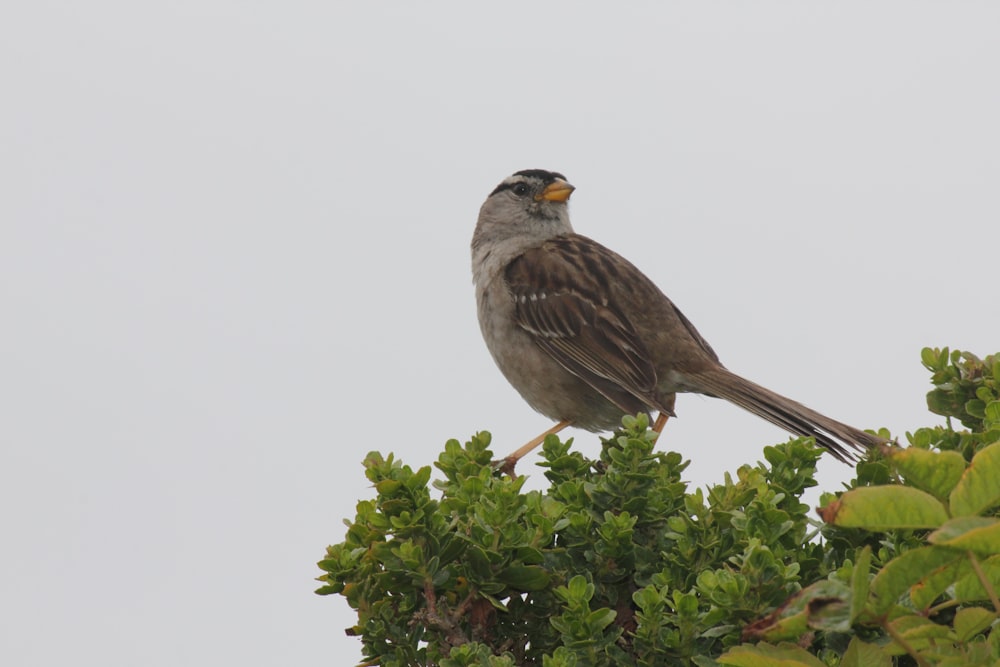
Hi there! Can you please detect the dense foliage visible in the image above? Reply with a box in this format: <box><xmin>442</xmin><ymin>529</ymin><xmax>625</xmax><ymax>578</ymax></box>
<box><xmin>317</xmin><ymin>348</ymin><xmax>1000</xmax><ymax>666</ymax></box>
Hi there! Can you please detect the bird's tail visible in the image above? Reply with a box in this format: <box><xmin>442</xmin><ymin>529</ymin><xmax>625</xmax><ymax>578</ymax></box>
<box><xmin>687</xmin><ymin>367</ymin><xmax>885</xmax><ymax>463</ymax></box>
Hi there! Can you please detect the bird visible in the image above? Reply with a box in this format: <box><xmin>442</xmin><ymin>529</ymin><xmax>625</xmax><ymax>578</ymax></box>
<box><xmin>471</xmin><ymin>168</ymin><xmax>886</xmax><ymax>466</ymax></box>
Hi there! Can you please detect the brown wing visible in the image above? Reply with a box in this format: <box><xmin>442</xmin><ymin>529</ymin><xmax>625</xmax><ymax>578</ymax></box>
<box><xmin>504</xmin><ymin>235</ymin><xmax>668</xmax><ymax>416</ymax></box>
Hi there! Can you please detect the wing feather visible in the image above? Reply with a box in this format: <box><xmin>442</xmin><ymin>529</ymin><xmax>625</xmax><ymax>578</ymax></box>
<box><xmin>504</xmin><ymin>237</ymin><xmax>664</xmax><ymax>414</ymax></box>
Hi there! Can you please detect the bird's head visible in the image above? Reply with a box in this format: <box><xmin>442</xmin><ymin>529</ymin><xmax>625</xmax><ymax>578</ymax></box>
<box><xmin>474</xmin><ymin>169</ymin><xmax>576</xmax><ymax>251</ymax></box>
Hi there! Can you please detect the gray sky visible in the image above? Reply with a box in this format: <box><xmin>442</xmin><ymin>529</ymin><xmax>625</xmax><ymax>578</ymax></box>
<box><xmin>2</xmin><ymin>3</ymin><xmax>998</xmax><ymax>665</ymax></box>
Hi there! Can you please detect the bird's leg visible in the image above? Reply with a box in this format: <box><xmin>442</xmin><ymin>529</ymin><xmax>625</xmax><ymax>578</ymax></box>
<box><xmin>499</xmin><ymin>419</ymin><xmax>573</xmax><ymax>475</ymax></box>
<box><xmin>652</xmin><ymin>412</ymin><xmax>670</xmax><ymax>436</ymax></box>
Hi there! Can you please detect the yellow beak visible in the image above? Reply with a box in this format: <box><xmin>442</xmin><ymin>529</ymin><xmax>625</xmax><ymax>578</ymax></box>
<box><xmin>537</xmin><ymin>179</ymin><xmax>575</xmax><ymax>202</ymax></box>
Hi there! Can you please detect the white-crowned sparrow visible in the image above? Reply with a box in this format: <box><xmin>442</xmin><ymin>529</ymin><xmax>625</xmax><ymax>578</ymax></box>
<box><xmin>472</xmin><ymin>169</ymin><xmax>885</xmax><ymax>464</ymax></box>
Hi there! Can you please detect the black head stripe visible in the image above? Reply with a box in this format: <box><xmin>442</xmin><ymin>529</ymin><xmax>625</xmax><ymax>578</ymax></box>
<box><xmin>490</xmin><ymin>169</ymin><xmax>568</xmax><ymax>197</ymax></box>
<box><xmin>489</xmin><ymin>181</ymin><xmax>516</xmax><ymax>197</ymax></box>
<box><xmin>513</xmin><ymin>169</ymin><xmax>567</xmax><ymax>183</ymax></box>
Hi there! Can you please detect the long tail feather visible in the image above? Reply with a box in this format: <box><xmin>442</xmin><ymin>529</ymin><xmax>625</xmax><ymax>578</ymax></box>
<box><xmin>688</xmin><ymin>367</ymin><xmax>885</xmax><ymax>463</ymax></box>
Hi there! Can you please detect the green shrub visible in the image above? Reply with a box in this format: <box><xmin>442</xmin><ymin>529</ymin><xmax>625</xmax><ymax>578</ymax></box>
<box><xmin>317</xmin><ymin>348</ymin><xmax>1000</xmax><ymax>666</ymax></box>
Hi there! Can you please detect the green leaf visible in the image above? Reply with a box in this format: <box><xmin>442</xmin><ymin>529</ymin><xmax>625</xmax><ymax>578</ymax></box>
<box><xmin>953</xmin><ymin>607</ymin><xmax>996</xmax><ymax>641</ymax></box>
<box><xmin>558</xmin><ymin>575</ymin><xmax>593</xmax><ymax>603</ymax></box>
<box><xmin>375</xmin><ymin>478</ymin><xmax>402</xmax><ymax>494</ymax></box>
<box><xmin>889</xmin><ymin>447</ymin><xmax>966</xmax><ymax>500</ymax></box>
<box><xmin>817</xmin><ymin>486</ymin><xmax>948</xmax><ymax>530</ymax></box>
<box><xmin>496</xmin><ymin>565</ymin><xmax>551</xmax><ymax>591</ymax></box>
<box><xmin>929</xmin><ymin>517</ymin><xmax>1000</xmax><ymax>556</ymax></box>
<box><xmin>928</xmin><ymin>388</ymin><xmax>965</xmax><ymax>419</ymax></box>
<box><xmin>464</xmin><ymin>545</ymin><xmax>494</xmax><ymax>578</ymax></box>
<box><xmin>408</xmin><ymin>465</ymin><xmax>432</xmax><ymax>490</ymax></box>
<box><xmin>949</xmin><ymin>440</ymin><xmax>1000</xmax><ymax>517</ymax></box>
<box><xmin>587</xmin><ymin>608</ymin><xmax>617</xmax><ymax>631</ymax></box>
<box><xmin>966</xmin><ymin>399</ymin><xmax>987</xmax><ymax>419</ymax></box>
<box><xmin>514</xmin><ymin>546</ymin><xmax>545</xmax><ymax>565</ymax></box>
<box><xmin>675</xmin><ymin>591</ymin><xmax>699</xmax><ymax>617</ymax></box>
<box><xmin>850</xmin><ymin>546</ymin><xmax>872</xmax><ymax>622</ymax></box>
<box><xmin>986</xmin><ymin>401</ymin><xmax>1000</xmax><ymax>428</ymax></box>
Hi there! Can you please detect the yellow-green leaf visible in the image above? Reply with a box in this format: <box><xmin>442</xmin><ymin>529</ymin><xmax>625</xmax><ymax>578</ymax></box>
<box><xmin>742</xmin><ymin>607</ymin><xmax>809</xmax><ymax>643</ymax></box>
<box><xmin>883</xmin><ymin>615</ymin><xmax>954</xmax><ymax>655</ymax></box>
<box><xmin>742</xmin><ymin>580</ymin><xmax>850</xmax><ymax>642</ymax></box>
<box><xmin>909</xmin><ymin>556</ymin><xmax>967</xmax><ymax>610</ymax></box>
<box><xmin>890</xmin><ymin>447</ymin><xmax>966</xmax><ymax>500</ymax></box>
<box><xmin>950</xmin><ymin>440</ymin><xmax>1000</xmax><ymax>517</ymax></box>
<box><xmin>929</xmin><ymin>517</ymin><xmax>1000</xmax><ymax>556</ymax></box>
<box><xmin>840</xmin><ymin>637</ymin><xmax>891</xmax><ymax>667</ymax></box>
<box><xmin>869</xmin><ymin>546</ymin><xmax>963</xmax><ymax>615</ymax></box>
<box><xmin>955</xmin><ymin>554</ymin><xmax>1000</xmax><ymax>602</ymax></box>
<box><xmin>817</xmin><ymin>486</ymin><xmax>948</xmax><ymax>530</ymax></box>
<box><xmin>953</xmin><ymin>607</ymin><xmax>995</xmax><ymax>641</ymax></box>
<box><xmin>718</xmin><ymin>642</ymin><xmax>826</xmax><ymax>667</ymax></box>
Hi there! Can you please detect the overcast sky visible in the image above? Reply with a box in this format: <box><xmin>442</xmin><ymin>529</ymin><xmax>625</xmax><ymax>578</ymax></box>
<box><xmin>2</xmin><ymin>3</ymin><xmax>999</xmax><ymax>665</ymax></box>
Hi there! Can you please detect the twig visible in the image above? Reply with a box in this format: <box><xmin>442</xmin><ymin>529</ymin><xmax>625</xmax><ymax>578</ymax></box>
<box><xmin>882</xmin><ymin>617</ymin><xmax>931</xmax><ymax>667</ymax></box>
<box><xmin>968</xmin><ymin>551</ymin><xmax>1000</xmax><ymax>613</ymax></box>
<box><xmin>410</xmin><ymin>578</ymin><xmax>470</xmax><ymax>648</ymax></box>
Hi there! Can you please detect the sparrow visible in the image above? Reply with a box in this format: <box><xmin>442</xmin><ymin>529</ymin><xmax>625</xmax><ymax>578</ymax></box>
<box><xmin>472</xmin><ymin>169</ymin><xmax>885</xmax><ymax>464</ymax></box>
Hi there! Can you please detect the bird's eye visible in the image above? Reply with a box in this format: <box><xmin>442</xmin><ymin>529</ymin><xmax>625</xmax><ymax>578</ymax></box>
<box><xmin>511</xmin><ymin>183</ymin><xmax>529</xmax><ymax>197</ymax></box>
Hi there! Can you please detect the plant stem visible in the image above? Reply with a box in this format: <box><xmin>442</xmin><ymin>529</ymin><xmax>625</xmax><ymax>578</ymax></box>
<box><xmin>883</xmin><ymin>618</ymin><xmax>931</xmax><ymax>667</ymax></box>
<box><xmin>968</xmin><ymin>551</ymin><xmax>1000</xmax><ymax>613</ymax></box>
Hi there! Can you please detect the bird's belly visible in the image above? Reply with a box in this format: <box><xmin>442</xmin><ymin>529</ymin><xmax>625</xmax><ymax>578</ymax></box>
<box><xmin>476</xmin><ymin>282</ymin><xmax>633</xmax><ymax>431</ymax></box>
